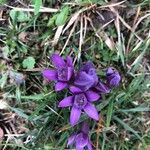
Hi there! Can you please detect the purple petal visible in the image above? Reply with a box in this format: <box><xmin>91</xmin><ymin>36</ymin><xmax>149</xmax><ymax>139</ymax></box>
<box><xmin>80</xmin><ymin>62</ymin><xmax>94</xmax><ymax>73</ymax></box>
<box><xmin>74</xmin><ymin>72</ymin><xmax>95</xmax><ymax>91</ymax></box>
<box><xmin>95</xmin><ymin>81</ymin><xmax>110</xmax><ymax>93</ymax></box>
<box><xmin>108</xmin><ymin>74</ymin><xmax>121</xmax><ymax>86</ymax></box>
<box><xmin>84</xmin><ymin>103</ymin><xmax>99</xmax><ymax>121</ymax></box>
<box><xmin>67</xmin><ymin>134</ymin><xmax>76</xmax><ymax>147</ymax></box>
<box><xmin>106</xmin><ymin>67</ymin><xmax>114</xmax><ymax>76</ymax></box>
<box><xmin>87</xmin><ymin>141</ymin><xmax>92</xmax><ymax>150</ymax></box>
<box><xmin>76</xmin><ymin>145</ymin><xmax>84</xmax><ymax>150</ymax></box>
<box><xmin>80</xmin><ymin>62</ymin><xmax>98</xmax><ymax>85</ymax></box>
<box><xmin>69</xmin><ymin>86</ymin><xmax>82</xmax><ymax>94</ymax></box>
<box><xmin>106</xmin><ymin>68</ymin><xmax>121</xmax><ymax>87</ymax></box>
<box><xmin>42</xmin><ymin>69</ymin><xmax>57</xmax><ymax>81</ymax></box>
<box><xmin>85</xmin><ymin>90</ymin><xmax>100</xmax><ymax>102</ymax></box>
<box><xmin>75</xmin><ymin>133</ymin><xmax>88</xmax><ymax>148</ymax></box>
<box><xmin>58</xmin><ymin>96</ymin><xmax>73</xmax><ymax>107</ymax></box>
<box><xmin>75</xmin><ymin>72</ymin><xmax>93</xmax><ymax>85</ymax></box>
<box><xmin>66</xmin><ymin>56</ymin><xmax>73</xmax><ymax>67</ymax></box>
<box><xmin>70</xmin><ymin>106</ymin><xmax>81</xmax><ymax>126</ymax></box>
<box><xmin>67</xmin><ymin>67</ymin><xmax>73</xmax><ymax>80</ymax></box>
<box><xmin>88</xmin><ymin>68</ymin><xmax>98</xmax><ymax>85</ymax></box>
<box><xmin>51</xmin><ymin>54</ymin><xmax>65</xmax><ymax>68</ymax></box>
<box><xmin>55</xmin><ymin>82</ymin><xmax>67</xmax><ymax>91</ymax></box>
<box><xmin>81</xmin><ymin>122</ymin><xmax>89</xmax><ymax>134</ymax></box>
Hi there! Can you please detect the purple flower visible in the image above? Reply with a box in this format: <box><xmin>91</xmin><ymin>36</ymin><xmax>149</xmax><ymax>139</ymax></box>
<box><xmin>74</xmin><ymin>62</ymin><xmax>98</xmax><ymax>91</ymax></box>
<box><xmin>106</xmin><ymin>67</ymin><xmax>121</xmax><ymax>87</ymax></box>
<box><xmin>58</xmin><ymin>86</ymin><xmax>100</xmax><ymax>126</ymax></box>
<box><xmin>42</xmin><ymin>54</ymin><xmax>74</xmax><ymax>91</ymax></box>
<box><xmin>67</xmin><ymin>122</ymin><xmax>92</xmax><ymax>150</ymax></box>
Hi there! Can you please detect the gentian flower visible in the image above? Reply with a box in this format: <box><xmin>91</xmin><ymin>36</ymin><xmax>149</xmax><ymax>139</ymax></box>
<box><xmin>58</xmin><ymin>86</ymin><xmax>100</xmax><ymax>126</ymax></box>
<box><xmin>42</xmin><ymin>54</ymin><xmax>74</xmax><ymax>91</ymax></box>
<box><xmin>106</xmin><ymin>67</ymin><xmax>121</xmax><ymax>87</ymax></box>
<box><xmin>67</xmin><ymin>122</ymin><xmax>92</xmax><ymax>150</ymax></box>
<box><xmin>74</xmin><ymin>62</ymin><xmax>98</xmax><ymax>91</ymax></box>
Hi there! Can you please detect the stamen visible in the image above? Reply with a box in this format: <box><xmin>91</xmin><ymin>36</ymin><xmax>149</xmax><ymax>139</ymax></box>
<box><xmin>74</xmin><ymin>94</ymin><xmax>87</xmax><ymax>109</ymax></box>
<box><xmin>57</xmin><ymin>67</ymin><xmax>68</xmax><ymax>81</ymax></box>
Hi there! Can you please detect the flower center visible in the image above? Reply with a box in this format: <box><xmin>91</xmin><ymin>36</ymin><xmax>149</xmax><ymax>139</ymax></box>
<box><xmin>74</xmin><ymin>94</ymin><xmax>87</xmax><ymax>109</ymax></box>
<box><xmin>57</xmin><ymin>67</ymin><xmax>68</xmax><ymax>81</ymax></box>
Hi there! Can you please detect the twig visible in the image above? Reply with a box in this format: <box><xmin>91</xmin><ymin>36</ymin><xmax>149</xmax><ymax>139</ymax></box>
<box><xmin>78</xmin><ymin>15</ymin><xmax>84</xmax><ymax>62</ymax></box>
<box><xmin>4</xmin><ymin>134</ymin><xmax>24</xmax><ymax>137</ymax></box>
<box><xmin>98</xmin><ymin>0</ymin><xmax>126</xmax><ymax>9</ymax></box>
<box><xmin>60</xmin><ymin>18</ymin><xmax>79</xmax><ymax>55</ymax></box>
<box><xmin>0</xmin><ymin>19</ymin><xmax>6</xmax><ymax>21</ymax></box>
<box><xmin>126</xmin><ymin>6</ymin><xmax>141</xmax><ymax>53</ymax></box>
<box><xmin>4</xmin><ymin>4</ymin><xmax>58</xmax><ymax>13</ymax></box>
<box><xmin>83</xmin><ymin>15</ymin><xmax>88</xmax><ymax>39</ymax></box>
<box><xmin>52</xmin><ymin>25</ymin><xmax>64</xmax><ymax>46</ymax></box>
<box><xmin>134</xmin><ymin>13</ymin><xmax>150</xmax><ymax>31</ymax></box>
<box><xmin>110</xmin><ymin>7</ymin><xmax>143</xmax><ymax>42</ymax></box>
<box><xmin>16</xmin><ymin>0</ymin><xmax>28</xmax><ymax>7</ymax></box>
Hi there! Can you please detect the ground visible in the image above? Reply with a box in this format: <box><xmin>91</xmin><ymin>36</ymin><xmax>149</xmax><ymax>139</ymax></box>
<box><xmin>0</xmin><ymin>0</ymin><xmax>150</xmax><ymax>150</ymax></box>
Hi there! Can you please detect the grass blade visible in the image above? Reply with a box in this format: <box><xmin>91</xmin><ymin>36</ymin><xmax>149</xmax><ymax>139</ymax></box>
<box><xmin>10</xmin><ymin>107</ymin><xmax>29</xmax><ymax>120</ymax></box>
<box><xmin>113</xmin><ymin>116</ymin><xmax>142</xmax><ymax>141</ymax></box>
<box><xmin>118</xmin><ymin>107</ymin><xmax>150</xmax><ymax>112</ymax></box>
<box><xmin>34</xmin><ymin>0</ymin><xmax>42</xmax><ymax>15</ymax></box>
<box><xmin>106</xmin><ymin>99</ymin><xmax>114</xmax><ymax>127</ymax></box>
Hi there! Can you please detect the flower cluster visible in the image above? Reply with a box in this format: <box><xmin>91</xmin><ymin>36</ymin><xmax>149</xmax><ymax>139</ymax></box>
<box><xmin>42</xmin><ymin>54</ymin><xmax>121</xmax><ymax>150</ymax></box>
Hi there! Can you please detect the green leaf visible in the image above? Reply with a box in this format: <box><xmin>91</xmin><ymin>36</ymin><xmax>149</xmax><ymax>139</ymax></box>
<box><xmin>118</xmin><ymin>107</ymin><xmax>150</xmax><ymax>112</ymax></box>
<box><xmin>101</xmin><ymin>132</ymin><xmax>106</xmax><ymax>150</ymax></box>
<box><xmin>21</xmin><ymin>94</ymin><xmax>45</xmax><ymax>100</ymax></box>
<box><xmin>106</xmin><ymin>99</ymin><xmax>114</xmax><ymax>127</ymax></box>
<box><xmin>0</xmin><ymin>73</ymin><xmax>8</xmax><ymax>89</ymax></box>
<box><xmin>34</xmin><ymin>0</ymin><xmax>42</xmax><ymax>15</ymax></box>
<box><xmin>0</xmin><ymin>0</ymin><xmax>7</xmax><ymax>5</ymax></box>
<box><xmin>116</xmin><ymin>40</ymin><xmax>125</xmax><ymax>66</ymax></box>
<box><xmin>47</xmin><ymin>14</ymin><xmax>57</xmax><ymax>27</ymax></box>
<box><xmin>55</xmin><ymin>6</ymin><xmax>70</xmax><ymax>26</ymax></box>
<box><xmin>10</xmin><ymin>107</ymin><xmax>29</xmax><ymax>120</ymax></box>
<box><xmin>10</xmin><ymin>10</ymin><xmax>30</xmax><ymax>22</ymax></box>
<box><xmin>22</xmin><ymin>56</ymin><xmax>35</xmax><ymax>69</ymax></box>
<box><xmin>16</xmin><ymin>86</ymin><xmax>21</xmax><ymax>103</ymax></box>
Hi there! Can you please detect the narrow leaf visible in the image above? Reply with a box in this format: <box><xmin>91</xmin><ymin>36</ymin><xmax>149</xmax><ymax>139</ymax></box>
<box><xmin>34</xmin><ymin>0</ymin><xmax>42</xmax><ymax>15</ymax></box>
<box><xmin>10</xmin><ymin>107</ymin><xmax>29</xmax><ymax>119</ymax></box>
<box><xmin>113</xmin><ymin>116</ymin><xmax>142</xmax><ymax>140</ymax></box>
<box><xmin>118</xmin><ymin>107</ymin><xmax>150</xmax><ymax>112</ymax></box>
<box><xmin>106</xmin><ymin>100</ymin><xmax>114</xmax><ymax>127</ymax></box>
<box><xmin>55</xmin><ymin>6</ymin><xmax>69</xmax><ymax>26</ymax></box>
<box><xmin>21</xmin><ymin>94</ymin><xmax>45</xmax><ymax>100</ymax></box>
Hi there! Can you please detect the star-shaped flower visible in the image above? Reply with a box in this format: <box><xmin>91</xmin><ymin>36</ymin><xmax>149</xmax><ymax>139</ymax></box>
<box><xmin>42</xmin><ymin>54</ymin><xmax>74</xmax><ymax>91</ymax></box>
<box><xmin>58</xmin><ymin>86</ymin><xmax>100</xmax><ymax>126</ymax></box>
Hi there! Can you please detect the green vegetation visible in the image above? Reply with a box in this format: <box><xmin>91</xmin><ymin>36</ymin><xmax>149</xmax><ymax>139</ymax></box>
<box><xmin>0</xmin><ymin>0</ymin><xmax>149</xmax><ymax>149</ymax></box>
